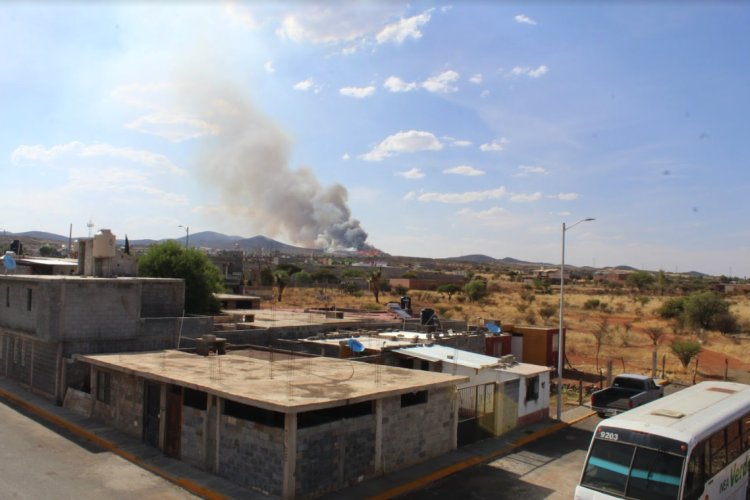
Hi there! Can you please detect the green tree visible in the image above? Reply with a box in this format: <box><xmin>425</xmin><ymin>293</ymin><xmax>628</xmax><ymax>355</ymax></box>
<box><xmin>260</xmin><ymin>267</ymin><xmax>274</xmax><ymax>286</ymax></box>
<box><xmin>291</xmin><ymin>270</ymin><xmax>312</xmax><ymax>286</ymax></box>
<box><xmin>273</xmin><ymin>270</ymin><xmax>289</xmax><ymax>302</ymax></box>
<box><xmin>437</xmin><ymin>284</ymin><xmax>462</xmax><ymax>302</ymax></box>
<box><xmin>657</xmin><ymin>297</ymin><xmax>686</xmax><ymax>320</ymax></box>
<box><xmin>276</xmin><ymin>263</ymin><xmax>302</xmax><ymax>276</ymax></box>
<box><xmin>671</xmin><ymin>339</ymin><xmax>702</xmax><ymax>369</ymax></box>
<box><xmin>341</xmin><ymin>268</ymin><xmax>363</xmax><ymax>279</ymax></box>
<box><xmin>124</xmin><ymin>235</ymin><xmax>130</xmax><ymax>255</ymax></box>
<box><xmin>367</xmin><ymin>268</ymin><xmax>383</xmax><ymax>303</ymax></box>
<box><xmin>311</xmin><ymin>268</ymin><xmax>339</xmax><ymax>284</ymax></box>
<box><xmin>538</xmin><ymin>304</ymin><xmax>558</xmax><ymax>325</ymax></box>
<box><xmin>626</xmin><ymin>271</ymin><xmax>656</xmax><ymax>293</ymax></box>
<box><xmin>393</xmin><ymin>285</ymin><xmax>409</xmax><ymax>296</ymax></box>
<box><xmin>39</xmin><ymin>245</ymin><xmax>58</xmax><ymax>257</ymax></box>
<box><xmin>138</xmin><ymin>241</ymin><xmax>223</xmax><ymax>314</ymax></box>
<box><xmin>463</xmin><ymin>280</ymin><xmax>487</xmax><ymax>302</ymax></box>
<box><xmin>682</xmin><ymin>291</ymin><xmax>732</xmax><ymax>331</ymax></box>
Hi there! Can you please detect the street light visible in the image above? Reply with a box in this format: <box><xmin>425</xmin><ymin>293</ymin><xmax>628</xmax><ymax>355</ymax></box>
<box><xmin>178</xmin><ymin>225</ymin><xmax>189</xmax><ymax>249</ymax></box>
<box><xmin>557</xmin><ymin>217</ymin><xmax>595</xmax><ymax>421</ymax></box>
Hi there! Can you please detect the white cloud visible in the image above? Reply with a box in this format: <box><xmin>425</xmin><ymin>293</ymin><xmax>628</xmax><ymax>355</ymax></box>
<box><xmin>480</xmin><ymin>90</ymin><xmax>490</xmax><ymax>98</ymax></box>
<box><xmin>510</xmin><ymin>192</ymin><xmax>543</xmax><ymax>202</ymax></box>
<box><xmin>264</xmin><ymin>60</ymin><xmax>275</xmax><ymax>73</ymax></box>
<box><xmin>293</xmin><ymin>78</ymin><xmax>315</xmax><ymax>91</ymax></box>
<box><xmin>403</xmin><ymin>191</ymin><xmax>417</xmax><ymax>200</ymax></box>
<box><xmin>480</xmin><ymin>138</ymin><xmax>510</xmax><ymax>152</ymax></box>
<box><xmin>514</xmin><ymin>165</ymin><xmax>549</xmax><ymax>177</ymax></box>
<box><xmin>342</xmin><ymin>153</ymin><xmax>351</xmax><ymax>160</ymax></box>
<box><xmin>457</xmin><ymin>207</ymin><xmax>521</xmax><ymax>228</ymax></box>
<box><xmin>376</xmin><ymin>10</ymin><xmax>432</xmax><ymax>44</ymax></box>
<box><xmin>339</xmin><ymin>85</ymin><xmax>376</xmax><ymax>98</ymax></box>
<box><xmin>276</xmin><ymin>5</ymin><xmax>410</xmax><ymax>45</ymax></box>
<box><xmin>514</xmin><ymin>14</ymin><xmax>537</xmax><ymax>26</ymax></box>
<box><xmin>415</xmin><ymin>186</ymin><xmax>507</xmax><ymax>204</ymax></box>
<box><xmin>125</xmin><ymin>112</ymin><xmax>220</xmax><ymax>142</ymax></box>
<box><xmin>11</xmin><ymin>141</ymin><xmax>185</xmax><ymax>175</ymax></box>
<box><xmin>111</xmin><ymin>83</ymin><xmax>220</xmax><ymax>142</ymax></box>
<box><xmin>384</xmin><ymin>76</ymin><xmax>418</xmax><ymax>92</ymax></box>
<box><xmin>360</xmin><ymin>130</ymin><xmax>443</xmax><ymax>161</ymax></box>
<box><xmin>396</xmin><ymin>168</ymin><xmax>425</xmax><ymax>179</ymax></box>
<box><xmin>552</xmin><ymin>193</ymin><xmax>580</xmax><ymax>201</ymax></box>
<box><xmin>443</xmin><ymin>165</ymin><xmax>485</xmax><ymax>176</ymax></box>
<box><xmin>443</xmin><ymin>136</ymin><xmax>472</xmax><ymax>147</ymax></box>
<box><xmin>224</xmin><ymin>3</ymin><xmax>260</xmax><ymax>28</ymax></box>
<box><xmin>469</xmin><ymin>73</ymin><xmax>483</xmax><ymax>84</ymax></box>
<box><xmin>421</xmin><ymin>70</ymin><xmax>460</xmax><ymax>93</ymax></box>
<box><xmin>510</xmin><ymin>65</ymin><xmax>549</xmax><ymax>78</ymax></box>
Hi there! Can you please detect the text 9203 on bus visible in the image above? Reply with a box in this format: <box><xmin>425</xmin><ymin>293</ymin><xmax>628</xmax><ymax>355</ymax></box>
<box><xmin>576</xmin><ymin>381</ymin><xmax>750</xmax><ymax>500</ymax></box>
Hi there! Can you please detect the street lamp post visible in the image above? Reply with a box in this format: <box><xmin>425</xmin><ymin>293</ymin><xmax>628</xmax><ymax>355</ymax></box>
<box><xmin>557</xmin><ymin>217</ymin><xmax>595</xmax><ymax>421</ymax></box>
<box><xmin>178</xmin><ymin>225</ymin><xmax>189</xmax><ymax>249</ymax></box>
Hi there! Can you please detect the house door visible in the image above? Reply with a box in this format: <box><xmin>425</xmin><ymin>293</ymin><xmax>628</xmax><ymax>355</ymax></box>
<box><xmin>457</xmin><ymin>383</ymin><xmax>496</xmax><ymax>446</ymax></box>
<box><xmin>164</xmin><ymin>385</ymin><xmax>182</xmax><ymax>458</ymax></box>
<box><xmin>143</xmin><ymin>381</ymin><xmax>161</xmax><ymax>448</ymax></box>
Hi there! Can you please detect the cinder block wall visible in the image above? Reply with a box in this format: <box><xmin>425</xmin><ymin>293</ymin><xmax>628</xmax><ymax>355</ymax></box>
<box><xmin>91</xmin><ymin>370</ymin><xmax>144</xmax><ymax>439</ymax></box>
<box><xmin>181</xmin><ymin>405</ymin><xmax>206</xmax><ymax>469</ymax></box>
<box><xmin>140</xmin><ymin>281</ymin><xmax>184</xmax><ymax>318</ymax></box>
<box><xmin>218</xmin><ymin>415</ymin><xmax>285</xmax><ymax>496</ymax></box>
<box><xmin>61</xmin><ymin>281</ymin><xmax>140</xmax><ymax>340</ymax></box>
<box><xmin>381</xmin><ymin>386</ymin><xmax>455</xmax><ymax>472</ymax></box>
<box><xmin>296</xmin><ymin>414</ymin><xmax>376</xmax><ymax>497</ymax></box>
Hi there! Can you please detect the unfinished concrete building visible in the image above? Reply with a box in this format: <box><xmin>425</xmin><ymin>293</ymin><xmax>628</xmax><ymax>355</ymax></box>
<box><xmin>0</xmin><ymin>275</ymin><xmax>211</xmax><ymax>403</ymax></box>
<box><xmin>72</xmin><ymin>349</ymin><xmax>466</xmax><ymax>498</ymax></box>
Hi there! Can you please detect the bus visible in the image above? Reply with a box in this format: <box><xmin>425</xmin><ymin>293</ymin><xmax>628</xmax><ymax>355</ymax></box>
<box><xmin>575</xmin><ymin>381</ymin><xmax>750</xmax><ymax>500</ymax></box>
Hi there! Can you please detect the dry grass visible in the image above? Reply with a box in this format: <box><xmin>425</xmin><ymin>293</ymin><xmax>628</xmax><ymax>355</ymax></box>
<box><xmin>271</xmin><ymin>278</ymin><xmax>750</xmax><ymax>384</ymax></box>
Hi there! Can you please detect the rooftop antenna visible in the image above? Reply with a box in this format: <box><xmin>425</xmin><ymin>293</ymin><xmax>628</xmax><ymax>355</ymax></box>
<box><xmin>86</xmin><ymin>219</ymin><xmax>95</xmax><ymax>238</ymax></box>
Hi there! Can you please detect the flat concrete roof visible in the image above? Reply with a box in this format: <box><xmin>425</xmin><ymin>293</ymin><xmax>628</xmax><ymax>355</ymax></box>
<box><xmin>77</xmin><ymin>350</ymin><xmax>467</xmax><ymax>413</ymax></box>
<box><xmin>217</xmin><ymin>308</ymin><xmax>392</xmax><ymax>329</ymax></box>
<box><xmin>303</xmin><ymin>337</ymin><xmax>419</xmax><ymax>351</ymax></box>
<box><xmin>0</xmin><ymin>275</ymin><xmax>181</xmax><ymax>283</ymax></box>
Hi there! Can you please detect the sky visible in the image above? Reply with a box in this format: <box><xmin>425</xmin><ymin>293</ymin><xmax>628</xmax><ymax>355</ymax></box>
<box><xmin>1</xmin><ymin>2</ymin><xmax>749</xmax><ymax>276</ymax></box>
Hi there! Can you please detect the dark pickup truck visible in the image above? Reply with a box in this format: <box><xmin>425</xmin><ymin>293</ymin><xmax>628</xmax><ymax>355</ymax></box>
<box><xmin>590</xmin><ymin>374</ymin><xmax>665</xmax><ymax>417</ymax></box>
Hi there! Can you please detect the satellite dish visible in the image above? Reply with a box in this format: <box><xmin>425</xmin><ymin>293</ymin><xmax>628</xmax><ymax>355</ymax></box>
<box><xmin>3</xmin><ymin>254</ymin><xmax>16</xmax><ymax>270</ymax></box>
<box><xmin>347</xmin><ymin>338</ymin><xmax>365</xmax><ymax>353</ymax></box>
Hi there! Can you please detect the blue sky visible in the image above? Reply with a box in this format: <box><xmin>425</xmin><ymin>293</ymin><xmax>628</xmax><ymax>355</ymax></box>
<box><xmin>2</xmin><ymin>2</ymin><xmax>749</xmax><ymax>276</ymax></box>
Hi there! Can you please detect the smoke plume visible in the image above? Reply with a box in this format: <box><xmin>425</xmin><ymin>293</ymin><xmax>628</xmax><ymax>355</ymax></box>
<box><xmin>189</xmin><ymin>82</ymin><xmax>370</xmax><ymax>251</ymax></box>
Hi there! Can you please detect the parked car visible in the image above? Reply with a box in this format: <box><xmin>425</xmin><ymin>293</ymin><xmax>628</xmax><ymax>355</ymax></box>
<box><xmin>590</xmin><ymin>374</ymin><xmax>665</xmax><ymax>418</ymax></box>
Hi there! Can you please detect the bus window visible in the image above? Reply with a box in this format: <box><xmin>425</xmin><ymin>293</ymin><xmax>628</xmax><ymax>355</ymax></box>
<box><xmin>742</xmin><ymin>413</ymin><xmax>750</xmax><ymax>450</ymax></box>
<box><xmin>684</xmin><ymin>444</ymin><xmax>706</xmax><ymax>500</ymax></box>
<box><xmin>580</xmin><ymin>440</ymin><xmax>635</xmax><ymax>496</ymax></box>
<box><xmin>626</xmin><ymin>447</ymin><xmax>683</xmax><ymax>499</ymax></box>
<box><xmin>709</xmin><ymin>429</ymin><xmax>727</xmax><ymax>475</ymax></box>
<box><xmin>727</xmin><ymin>420</ymin><xmax>742</xmax><ymax>463</ymax></box>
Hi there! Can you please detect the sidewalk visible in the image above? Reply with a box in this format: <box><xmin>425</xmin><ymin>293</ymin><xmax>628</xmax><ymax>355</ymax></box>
<box><xmin>323</xmin><ymin>405</ymin><xmax>595</xmax><ymax>499</ymax></box>
<box><xmin>0</xmin><ymin>377</ymin><xmax>594</xmax><ymax>500</ymax></box>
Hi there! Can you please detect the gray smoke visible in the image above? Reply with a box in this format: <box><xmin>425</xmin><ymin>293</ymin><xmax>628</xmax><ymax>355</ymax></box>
<box><xmin>189</xmin><ymin>82</ymin><xmax>370</xmax><ymax>251</ymax></box>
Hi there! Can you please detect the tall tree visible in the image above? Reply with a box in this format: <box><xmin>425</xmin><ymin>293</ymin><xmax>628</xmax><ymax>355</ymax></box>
<box><xmin>124</xmin><ymin>235</ymin><xmax>130</xmax><ymax>255</ymax></box>
<box><xmin>274</xmin><ymin>270</ymin><xmax>289</xmax><ymax>302</ymax></box>
<box><xmin>367</xmin><ymin>268</ymin><xmax>383</xmax><ymax>303</ymax></box>
<box><xmin>138</xmin><ymin>241</ymin><xmax>224</xmax><ymax>314</ymax></box>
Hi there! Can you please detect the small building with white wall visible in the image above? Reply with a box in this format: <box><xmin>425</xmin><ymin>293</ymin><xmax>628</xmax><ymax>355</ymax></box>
<box><xmin>391</xmin><ymin>344</ymin><xmax>552</xmax><ymax>444</ymax></box>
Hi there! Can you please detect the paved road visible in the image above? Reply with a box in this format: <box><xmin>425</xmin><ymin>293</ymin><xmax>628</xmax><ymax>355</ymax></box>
<box><xmin>0</xmin><ymin>399</ymin><xmax>198</xmax><ymax>500</ymax></box>
<box><xmin>402</xmin><ymin>417</ymin><xmax>600</xmax><ymax>500</ymax></box>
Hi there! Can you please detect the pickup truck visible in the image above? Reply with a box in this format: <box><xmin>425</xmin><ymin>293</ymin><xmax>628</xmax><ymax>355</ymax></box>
<box><xmin>590</xmin><ymin>374</ymin><xmax>665</xmax><ymax>418</ymax></box>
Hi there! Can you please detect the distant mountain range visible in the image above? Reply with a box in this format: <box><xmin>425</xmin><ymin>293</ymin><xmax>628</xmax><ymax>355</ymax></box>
<box><xmin>4</xmin><ymin>230</ymin><xmax>708</xmax><ymax>275</ymax></box>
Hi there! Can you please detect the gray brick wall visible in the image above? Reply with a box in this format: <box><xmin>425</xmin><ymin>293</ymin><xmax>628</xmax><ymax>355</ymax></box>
<box><xmin>91</xmin><ymin>370</ymin><xmax>143</xmax><ymax>439</ymax></box>
<box><xmin>140</xmin><ymin>281</ymin><xmax>184</xmax><ymax>318</ymax></box>
<box><xmin>296</xmin><ymin>414</ymin><xmax>376</xmax><ymax>497</ymax></box>
<box><xmin>217</xmin><ymin>415</ymin><xmax>285</xmax><ymax>496</ymax></box>
<box><xmin>31</xmin><ymin>340</ymin><xmax>58</xmax><ymax>396</ymax></box>
<box><xmin>381</xmin><ymin>386</ymin><xmax>455</xmax><ymax>472</ymax></box>
<box><xmin>181</xmin><ymin>405</ymin><xmax>206</xmax><ymax>469</ymax></box>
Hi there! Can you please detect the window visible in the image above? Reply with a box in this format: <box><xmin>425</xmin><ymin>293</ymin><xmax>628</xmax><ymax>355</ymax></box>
<box><xmin>709</xmin><ymin>429</ymin><xmax>727</xmax><ymax>475</ymax></box>
<box><xmin>183</xmin><ymin>388</ymin><xmax>208</xmax><ymax>410</ymax></box>
<box><xmin>727</xmin><ymin>420</ymin><xmax>742</xmax><ymax>463</ymax></box>
<box><xmin>26</xmin><ymin>289</ymin><xmax>32</xmax><ymax>311</ymax></box>
<box><xmin>223</xmin><ymin>399</ymin><xmax>284</xmax><ymax>428</ymax></box>
<box><xmin>684</xmin><ymin>444</ymin><xmax>707</xmax><ymax>500</ymax></box>
<box><xmin>401</xmin><ymin>390</ymin><xmax>428</xmax><ymax>408</ymax></box>
<box><xmin>298</xmin><ymin>401</ymin><xmax>373</xmax><ymax>429</ymax></box>
<box><xmin>96</xmin><ymin>371</ymin><xmax>111</xmax><ymax>404</ymax></box>
<box><xmin>742</xmin><ymin>412</ymin><xmax>750</xmax><ymax>450</ymax></box>
<box><xmin>525</xmin><ymin>376</ymin><xmax>540</xmax><ymax>402</ymax></box>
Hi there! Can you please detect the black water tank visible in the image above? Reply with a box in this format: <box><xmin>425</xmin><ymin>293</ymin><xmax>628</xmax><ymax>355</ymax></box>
<box><xmin>421</xmin><ymin>308</ymin><xmax>435</xmax><ymax>325</ymax></box>
<box><xmin>400</xmin><ymin>295</ymin><xmax>411</xmax><ymax>311</ymax></box>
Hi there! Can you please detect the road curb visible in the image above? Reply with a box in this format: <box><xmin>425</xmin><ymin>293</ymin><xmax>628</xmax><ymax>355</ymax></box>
<box><xmin>0</xmin><ymin>387</ymin><xmax>227</xmax><ymax>500</ymax></box>
<box><xmin>370</xmin><ymin>410</ymin><xmax>596</xmax><ymax>500</ymax></box>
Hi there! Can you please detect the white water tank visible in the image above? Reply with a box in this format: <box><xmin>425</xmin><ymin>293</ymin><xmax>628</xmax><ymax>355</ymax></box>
<box><xmin>93</xmin><ymin>229</ymin><xmax>116</xmax><ymax>258</ymax></box>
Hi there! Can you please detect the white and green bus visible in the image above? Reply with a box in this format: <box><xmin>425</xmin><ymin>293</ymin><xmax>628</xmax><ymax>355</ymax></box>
<box><xmin>576</xmin><ymin>381</ymin><xmax>750</xmax><ymax>500</ymax></box>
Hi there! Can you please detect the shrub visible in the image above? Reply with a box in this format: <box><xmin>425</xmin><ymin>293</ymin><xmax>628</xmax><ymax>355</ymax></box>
<box><xmin>671</xmin><ymin>339</ymin><xmax>702</xmax><ymax>368</ymax></box>
<box><xmin>583</xmin><ymin>298</ymin><xmax>600</xmax><ymax>310</ymax></box>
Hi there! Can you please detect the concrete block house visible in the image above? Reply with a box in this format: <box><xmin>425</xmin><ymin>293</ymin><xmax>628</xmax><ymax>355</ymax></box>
<box><xmin>72</xmin><ymin>349</ymin><xmax>466</xmax><ymax>498</ymax></box>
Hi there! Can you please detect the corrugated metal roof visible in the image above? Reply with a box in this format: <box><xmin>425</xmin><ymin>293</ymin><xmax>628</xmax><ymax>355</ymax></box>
<box><xmin>16</xmin><ymin>258</ymin><xmax>77</xmax><ymax>267</ymax></box>
<box><xmin>394</xmin><ymin>344</ymin><xmax>502</xmax><ymax>370</ymax></box>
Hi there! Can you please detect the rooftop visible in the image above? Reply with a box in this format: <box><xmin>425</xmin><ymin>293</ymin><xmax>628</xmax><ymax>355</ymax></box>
<box><xmin>77</xmin><ymin>350</ymin><xmax>467</xmax><ymax>413</ymax></box>
<box><xmin>302</xmin><ymin>336</ymin><xmax>420</xmax><ymax>351</ymax></box>
<box><xmin>395</xmin><ymin>344</ymin><xmax>552</xmax><ymax>376</ymax></box>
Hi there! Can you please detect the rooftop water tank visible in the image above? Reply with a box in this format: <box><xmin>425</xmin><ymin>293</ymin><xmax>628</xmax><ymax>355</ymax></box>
<box><xmin>93</xmin><ymin>229</ymin><xmax>116</xmax><ymax>258</ymax></box>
